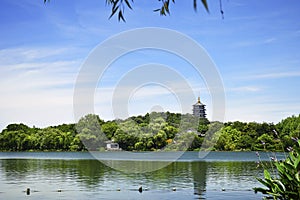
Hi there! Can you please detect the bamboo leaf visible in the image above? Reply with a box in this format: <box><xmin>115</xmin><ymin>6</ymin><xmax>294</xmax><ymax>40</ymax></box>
<box><xmin>124</xmin><ymin>0</ymin><xmax>132</xmax><ymax>10</ymax></box>
<box><xmin>160</xmin><ymin>6</ymin><xmax>165</xmax><ymax>16</ymax></box>
<box><xmin>294</xmin><ymin>153</ymin><xmax>300</xmax><ymax>169</ymax></box>
<box><xmin>256</xmin><ymin>177</ymin><xmax>271</xmax><ymax>188</ymax></box>
<box><xmin>109</xmin><ymin>5</ymin><xmax>119</xmax><ymax>19</ymax></box>
<box><xmin>264</xmin><ymin>169</ymin><xmax>271</xmax><ymax>180</ymax></box>
<box><xmin>112</xmin><ymin>1</ymin><xmax>118</xmax><ymax>11</ymax></box>
<box><xmin>118</xmin><ymin>10</ymin><xmax>125</xmax><ymax>22</ymax></box>
<box><xmin>285</xmin><ymin>173</ymin><xmax>294</xmax><ymax>181</ymax></box>
<box><xmin>164</xmin><ymin>2</ymin><xmax>170</xmax><ymax>15</ymax></box>
<box><xmin>285</xmin><ymin>162</ymin><xmax>295</xmax><ymax>172</ymax></box>
<box><xmin>274</xmin><ymin>180</ymin><xmax>286</xmax><ymax>193</ymax></box>
<box><xmin>275</xmin><ymin>163</ymin><xmax>285</xmax><ymax>174</ymax></box>
<box><xmin>295</xmin><ymin>172</ymin><xmax>300</xmax><ymax>182</ymax></box>
<box><xmin>201</xmin><ymin>0</ymin><xmax>209</xmax><ymax>12</ymax></box>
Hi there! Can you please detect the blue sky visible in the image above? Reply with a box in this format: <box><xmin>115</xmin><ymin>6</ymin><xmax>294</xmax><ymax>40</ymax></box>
<box><xmin>0</xmin><ymin>0</ymin><xmax>300</xmax><ymax>130</ymax></box>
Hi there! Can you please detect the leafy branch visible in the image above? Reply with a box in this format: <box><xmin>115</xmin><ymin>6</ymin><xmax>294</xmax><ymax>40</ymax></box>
<box><xmin>106</xmin><ymin>0</ymin><xmax>133</xmax><ymax>22</ymax></box>
<box><xmin>44</xmin><ymin>0</ymin><xmax>217</xmax><ymax>22</ymax></box>
<box><xmin>254</xmin><ymin>139</ymin><xmax>300</xmax><ymax>200</ymax></box>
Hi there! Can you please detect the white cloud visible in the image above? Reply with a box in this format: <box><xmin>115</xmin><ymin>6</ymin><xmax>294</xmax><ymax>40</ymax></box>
<box><xmin>263</xmin><ymin>37</ymin><xmax>276</xmax><ymax>44</ymax></box>
<box><xmin>248</xmin><ymin>71</ymin><xmax>300</xmax><ymax>80</ymax></box>
<box><xmin>0</xmin><ymin>47</ymin><xmax>75</xmax><ymax>65</ymax></box>
<box><xmin>0</xmin><ymin>47</ymin><xmax>82</xmax><ymax>130</ymax></box>
<box><xmin>0</xmin><ymin>60</ymin><xmax>79</xmax><ymax>92</ymax></box>
<box><xmin>227</xmin><ymin>86</ymin><xmax>262</xmax><ymax>92</ymax></box>
<box><xmin>233</xmin><ymin>37</ymin><xmax>277</xmax><ymax>48</ymax></box>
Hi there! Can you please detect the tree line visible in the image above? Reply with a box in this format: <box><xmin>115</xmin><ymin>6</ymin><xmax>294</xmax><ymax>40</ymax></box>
<box><xmin>0</xmin><ymin>112</ymin><xmax>299</xmax><ymax>152</ymax></box>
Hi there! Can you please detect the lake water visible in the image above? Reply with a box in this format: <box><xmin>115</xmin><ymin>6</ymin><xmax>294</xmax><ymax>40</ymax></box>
<box><xmin>0</xmin><ymin>151</ymin><xmax>285</xmax><ymax>200</ymax></box>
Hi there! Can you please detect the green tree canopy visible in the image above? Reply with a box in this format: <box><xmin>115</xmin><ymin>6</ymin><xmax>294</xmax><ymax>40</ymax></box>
<box><xmin>1</xmin><ymin>113</ymin><xmax>300</xmax><ymax>152</ymax></box>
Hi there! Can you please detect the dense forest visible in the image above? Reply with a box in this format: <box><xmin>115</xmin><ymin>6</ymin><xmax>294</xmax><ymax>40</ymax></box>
<box><xmin>0</xmin><ymin>112</ymin><xmax>299</xmax><ymax>152</ymax></box>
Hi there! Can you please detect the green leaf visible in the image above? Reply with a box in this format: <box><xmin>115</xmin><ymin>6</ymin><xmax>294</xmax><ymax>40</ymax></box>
<box><xmin>273</xmin><ymin>180</ymin><xmax>286</xmax><ymax>193</ymax></box>
<box><xmin>295</xmin><ymin>172</ymin><xmax>300</xmax><ymax>182</ymax></box>
<box><xmin>265</xmin><ymin>178</ymin><xmax>275</xmax><ymax>189</ymax></box>
<box><xmin>256</xmin><ymin>177</ymin><xmax>271</xmax><ymax>188</ymax></box>
<box><xmin>289</xmin><ymin>152</ymin><xmax>296</xmax><ymax>162</ymax></box>
<box><xmin>264</xmin><ymin>169</ymin><xmax>271</xmax><ymax>180</ymax></box>
<box><xmin>285</xmin><ymin>162</ymin><xmax>296</xmax><ymax>172</ymax></box>
<box><xmin>275</xmin><ymin>163</ymin><xmax>285</xmax><ymax>175</ymax></box>
<box><xmin>285</xmin><ymin>173</ymin><xmax>294</xmax><ymax>181</ymax></box>
<box><xmin>294</xmin><ymin>153</ymin><xmax>300</xmax><ymax>169</ymax></box>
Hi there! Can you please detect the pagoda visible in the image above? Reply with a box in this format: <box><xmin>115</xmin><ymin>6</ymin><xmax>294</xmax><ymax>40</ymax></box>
<box><xmin>192</xmin><ymin>96</ymin><xmax>206</xmax><ymax>118</ymax></box>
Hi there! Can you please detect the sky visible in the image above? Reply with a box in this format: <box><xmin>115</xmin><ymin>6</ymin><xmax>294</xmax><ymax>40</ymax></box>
<box><xmin>0</xmin><ymin>0</ymin><xmax>300</xmax><ymax>130</ymax></box>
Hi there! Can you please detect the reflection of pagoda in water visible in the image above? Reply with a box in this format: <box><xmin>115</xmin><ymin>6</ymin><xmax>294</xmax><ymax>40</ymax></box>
<box><xmin>191</xmin><ymin>162</ymin><xmax>207</xmax><ymax>196</ymax></box>
<box><xmin>192</xmin><ymin>96</ymin><xmax>206</xmax><ymax>118</ymax></box>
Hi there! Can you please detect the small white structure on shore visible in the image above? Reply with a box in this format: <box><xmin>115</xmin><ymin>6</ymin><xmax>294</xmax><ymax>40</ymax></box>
<box><xmin>105</xmin><ymin>141</ymin><xmax>121</xmax><ymax>151</ymax></box>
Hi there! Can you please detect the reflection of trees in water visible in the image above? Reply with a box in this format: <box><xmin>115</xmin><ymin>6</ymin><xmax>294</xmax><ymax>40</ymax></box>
<box><xmin>1</xmin><ymin>159</ymin><xmax>208</xmax><ymax>194</ymax></box>
<box><xmin>103</xmin><ymin>161</ymin><xmax>208</xmax><ymax>194</ymax></box>
<box><xmin>205</xmin><ymin>161</ymin><xmax>260</xmax><ymax>191</ymax></box>
<box><xmin>72</xmin><ymin>160</ymin><xmax>108</xmax><ymax>187</ymax></box>
<box><xmin>100</xmin><ymin>161</ymin><xmax>193</xmax><ymax>189</ymax></box>
<box><xmin>206</xmin><ymin>161</ymin><xmax>258</xmax><ymax>180</ymax></box>
<box><xmin>1</xmin><ymin>159</ymin><xmax>33</xmax><ymax>180</ymax></box>
<box><xmin>0</xmin><ymin>159</ymin><xmax>108</xmax><ymax>188</ymax></box>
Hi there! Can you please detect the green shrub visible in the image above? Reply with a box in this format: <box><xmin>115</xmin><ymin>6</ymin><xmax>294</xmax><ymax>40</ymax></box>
<box><xmin>253</xmin><ymin>139</ymin><xmax>300</xmax><ymax>199</ymax></box>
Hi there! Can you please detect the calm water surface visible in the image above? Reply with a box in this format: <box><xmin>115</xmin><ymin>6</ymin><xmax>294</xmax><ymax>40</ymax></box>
<box><xmin>0</xmin><ymin>151</ymin><xmax>285</xmax><ymax>200</ymax></box>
